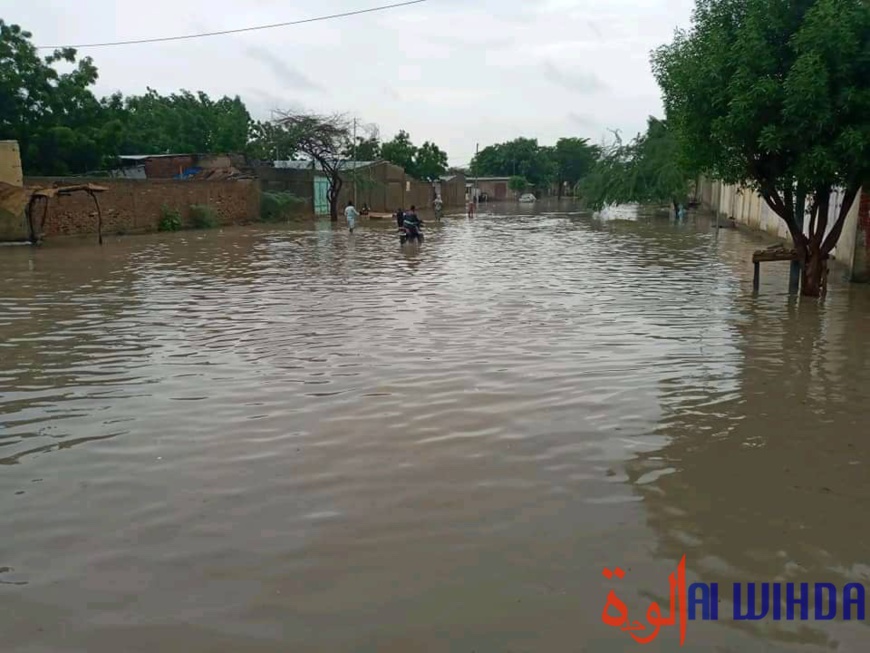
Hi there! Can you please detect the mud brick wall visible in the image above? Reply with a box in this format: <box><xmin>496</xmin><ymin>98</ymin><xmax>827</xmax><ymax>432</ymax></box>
<box><xmin>144</xmin><ymin>156</ymin><xmax>195</xmax><ymax>179</ymax></box>
<box><xmin>23</xmin><ymin>178</ymin><xmax>260</xmax><ymax>237</ymax></box>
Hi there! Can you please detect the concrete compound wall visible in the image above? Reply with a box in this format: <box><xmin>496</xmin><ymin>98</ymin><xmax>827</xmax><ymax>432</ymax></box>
<box><xmin>23</xmin><ymin>177</ymin><xmax>260</xmax><ymax>238</ymax></box>
<box><xmin>1</xmin><ymin>141</ymin><xmax>23</xmax><ymax>186</ymax></box>
<box><xmin>700</xmin><ymin>177</ymin><xmax>867</xmax><ymax>280</ymax></box>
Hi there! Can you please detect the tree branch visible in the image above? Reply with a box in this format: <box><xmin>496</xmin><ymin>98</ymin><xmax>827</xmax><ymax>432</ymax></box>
<box><xmin>813</xmin><ymin>187</ymin><xmax>831</xmax><ymax>249</ymax></box>
<box><xmin>760</xmin><ymin>188</ymin><xmax>803</xmax><ymax>245</ymax></box>
<box><xmin>807</xmin><ymin>197</ymin><xmax>819</xmax><ymax>241</ymax></box>
<box><xmin>822</xmin><ymin>183</ymin><xmax>862</xmax><ymax>254</ymax></box>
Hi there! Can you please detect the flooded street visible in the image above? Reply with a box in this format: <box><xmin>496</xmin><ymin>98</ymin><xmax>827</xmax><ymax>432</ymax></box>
<box><xmin>3</xmin><ymin>203</ymin><xmax>870</xmax><ymax>652</ymax></box>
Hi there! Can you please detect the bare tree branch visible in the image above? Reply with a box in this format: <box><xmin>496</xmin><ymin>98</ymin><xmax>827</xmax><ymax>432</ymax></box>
<box><xmin>274</xmin><ymin>110</ymin><xmax>355</xmax><ymax>220</ymax></box>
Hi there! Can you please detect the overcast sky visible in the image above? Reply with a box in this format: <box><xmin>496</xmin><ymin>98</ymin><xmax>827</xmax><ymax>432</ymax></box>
<box><xmin>5</xmin><ymin>0</ymin><xmax>695</xmax><ymax>166</ymax></box>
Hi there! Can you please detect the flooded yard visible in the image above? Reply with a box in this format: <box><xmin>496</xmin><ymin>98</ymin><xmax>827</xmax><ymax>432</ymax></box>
<box><xmin>2</xmin><ymin>203</ymin><xmax>870</xmax><ymax>651</ymax></box>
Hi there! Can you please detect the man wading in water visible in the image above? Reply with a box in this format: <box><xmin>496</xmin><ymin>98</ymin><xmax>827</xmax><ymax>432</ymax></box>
<box><xmin>345</xmin><ymin>200</ymin><xmax>359</xmax><ymax>234</ymax></box>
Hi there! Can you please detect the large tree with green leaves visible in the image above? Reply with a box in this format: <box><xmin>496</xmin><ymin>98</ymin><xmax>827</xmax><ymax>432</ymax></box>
<box><xmin>414</xmin><ymin>141</ymin><xmax>448</xmax><ymax>180</ymax></box>
<box><xmin>381</xmin><ymin>130</ymin><xmax>417</xmax><ymax>175</ymax></box>
<box><xmin>2</xmin><ymin>20</ymin><xmax>261</xmax><ymax>174</ymax></box>
<box><xmin>380</xmin><ymin>130</ymin><xmax>448</xmax><ymax>180</ymax></box>
<box><xmin>652</xmin><ymin>0</ymin><xmax>870</xmax><ymax>296</ymax></box>
<box><xmin>508</xmin><ymin>176</ymin><xmax>528</xmax><ymax>196</ymax></box>
<box><xmin>553</xmin><ymin>137</ymin><xmax>599</xmax><ymax>197</ymax></box>
<box><xmin>118</xmin><ymin>88</ymin><xmax>251</xmax><ymax>155</ymax></box>
<box><xmin>580</xmin><ymin>117</ymin><xmax>690</xmax><ymax>216</ymax></box>
<box><xmin>246</xmin><ymin>120</ymin><xmax>299</xmax><ymax>161</ymax></box>
<box><xmin>343</xmin><ymin>135</ymin><xmax>381</xmax><ymax>161</ymax></box>
<box><xmin>0</xmin><ymin>20</ymin><xmax>116</xmax><ymax>175</ymax></box>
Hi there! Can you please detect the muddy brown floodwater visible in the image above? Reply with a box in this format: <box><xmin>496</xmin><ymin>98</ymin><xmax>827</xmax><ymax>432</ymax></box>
<box><xmin>2</xmin><ymin>202</ymin><xmax>870</xmax><ymax>652</ymax></box>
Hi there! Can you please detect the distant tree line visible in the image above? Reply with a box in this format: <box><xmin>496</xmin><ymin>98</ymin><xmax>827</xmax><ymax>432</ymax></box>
<box><xmin>469</xmin><ymin>137</ymin><xmax>600</xmax><ymax>198</ymax></box>
<box><xmin>0</xmin><ymin>19</ymin><xmax>452</xmax><ymax>179</ymax></box>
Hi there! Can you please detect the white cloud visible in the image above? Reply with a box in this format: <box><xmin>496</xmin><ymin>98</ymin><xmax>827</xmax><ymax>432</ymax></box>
<box><xmin>5</xmin><ymin>0</ymin><xmax>696</xmax><ymax>165</ymax></box>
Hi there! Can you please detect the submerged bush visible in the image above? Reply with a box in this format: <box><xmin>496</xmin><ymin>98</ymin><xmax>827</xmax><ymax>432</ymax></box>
<box><xmin>260</xmin><ymin>191</ymin><xmax>305</xmax><ymax>223</ymax></box>
<box><xmin>158</xmin><ymin>205</ymin><xmax>182</xmax><ymax>232</ymax></box>
<box><xmin>190</xmin><ymin>204</ymin><xmax>218</xmax><ymax>229</ymax></box>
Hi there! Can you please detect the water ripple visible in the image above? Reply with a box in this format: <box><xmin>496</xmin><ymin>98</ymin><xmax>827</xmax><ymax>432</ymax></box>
<box><xmin>2</xmin><ymin>205</ymin><xmax>870</xmax><ymax>651</ymax></box>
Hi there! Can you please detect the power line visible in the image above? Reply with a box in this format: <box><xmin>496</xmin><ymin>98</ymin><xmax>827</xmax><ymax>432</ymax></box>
<box><xmin>37</xmin><ymin>0</ymin><xmax>429</xmax><ymax>50</ymax></box>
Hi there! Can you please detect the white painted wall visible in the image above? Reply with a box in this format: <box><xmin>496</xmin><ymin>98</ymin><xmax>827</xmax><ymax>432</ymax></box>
<box><xmin>702</xmin><ymin>179</ymin><xmax>862</xmax><ymax>275</ymax></box>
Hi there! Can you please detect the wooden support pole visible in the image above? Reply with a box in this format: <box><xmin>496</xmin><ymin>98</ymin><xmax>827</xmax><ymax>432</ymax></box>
<box><xmin>788</xmin><ymin>260</ymin><xmax>801</xmax><ymax>295</ymax></box>
<box><xmin>25</xmin><ymin>196</ymin><xmax>37</xmax><ymax>244</ymax></box>
<box><xmin>90</xmin><ymin>191</ymin><xmax>104</xmax><ymax>245</ymax></box>
<box><xmin>753</xmin><ymin>261</ymin><xmax>760</xmax><ymax>293</ymax></box>
<box><xmin>40</xmin><ymin>196</ymin><xmax>49</xmax><ymax>233</ymax></box>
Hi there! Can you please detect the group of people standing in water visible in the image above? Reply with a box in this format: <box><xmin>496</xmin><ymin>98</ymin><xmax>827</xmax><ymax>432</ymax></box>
<box><xmin>344</xmin><ymin>197</ymin><xmax>446</xmax><ymax>236</ymax></box>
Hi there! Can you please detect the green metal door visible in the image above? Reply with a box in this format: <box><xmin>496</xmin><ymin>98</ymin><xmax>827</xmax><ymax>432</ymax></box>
<box><xmin>314</xmin><ymin>177</ymin><xmax>329</xmax><ymax>215</ymax></box>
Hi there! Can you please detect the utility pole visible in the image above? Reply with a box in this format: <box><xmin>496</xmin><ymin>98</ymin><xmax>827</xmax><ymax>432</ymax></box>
<box><xmin>352</xmin><ymin>117</ymin><xmax>358</xmax><ymax>206</ymax></box>
<box><xmin>474</xmin><ymin>142</ymin><xmax>479</xmax><ymax>208</ymax></box>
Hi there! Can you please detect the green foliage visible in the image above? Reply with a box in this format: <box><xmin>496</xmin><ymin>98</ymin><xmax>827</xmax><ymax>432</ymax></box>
<box><xmin>381</xmin><ymin>130</ymin><xmax>417</xmax><ymax>174</ymax></box>
<box><xmin>189</xmin><ymin>204</ymin><xmax>218</xmax><ymax>229</ymax></box>
<box><xmin>470</xmin><ymin>138</ymin><xmax>557</xmax><ymax>191</ymax></box>
<box><xmin>508</xmin><ymin>176</ymin><xmax>528</xmax><ymax>194</ymax></box>
<box><xmin>118</xmin><ymin>88</ymin><xmax>251</xmax><ymax>155</ymax></box>
<box><xmin>651</xmin><ymin>0</ymin><xmax>870</xmax><ymax>260</ymax></box>
<box><xmin>158</xmin><ymin>206</ymin><xmax>182</xmax><ymax>232</ymax></box>
<box><xmin>260</xmin><ymin>191</ymin><xmax>305</xmax><ymax>222</ymax></box>
<box><xmin>247</xmin><ymin>120</ymin><xmax>298</xmax><ymax>161</ymax></box>
<box><xmin>579</xmin><ymin>118</ymin><xmax>690</xmax><ymax>212</ymax></box>
<box><xmin>553</xmin><ymin>137</ymin><xmax>599</xmax><ymax>193</ymax></box>
<box><xmin>380</xmin><ymin>130</ymin><xmax>448</xmax><ymax>180</ymax></box>
<box><xmin>1</xmin><ymin>19</ymin><xmax>254</xmax><ymax>175</ymax></box>
<box><xmin>0</xmin><ymin>20</ymin><xmax>110</xmax><ymax>174</ymax></box>
<box><xmin>344</xmin><ymin>135</ymin><xmax>381</xmax><ymax>161</ymax></box>
<box><xmin>414</xmin><ymin>141</ymin><xmax>449</xmax><ymax>180</ymax></box>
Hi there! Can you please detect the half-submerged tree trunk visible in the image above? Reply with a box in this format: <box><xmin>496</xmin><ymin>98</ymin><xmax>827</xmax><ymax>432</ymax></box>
<box><xmin>762</xmin><ymin>182</ymin><xmax>860</xmax><ymax>298</ymax></box>
<box><xmin>801</xmin><ymin>240</ymin><xmax>827</xmax><ymax>297</ymax></box>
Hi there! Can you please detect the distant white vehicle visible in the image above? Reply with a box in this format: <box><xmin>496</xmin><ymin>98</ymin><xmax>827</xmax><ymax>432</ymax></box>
<box><xmin>518</xmin><ymin>193</ymin><xmax>536</xmax><ymax>203</ymax></box>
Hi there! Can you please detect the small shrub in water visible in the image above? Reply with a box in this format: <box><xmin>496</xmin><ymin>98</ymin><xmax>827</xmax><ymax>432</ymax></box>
<box><xmin>158</xmin><ymin>205</ymin><xmax>182</xmax><ymax>232</ymax></box>
<box><xmin>190</xmin><ymin>204</ymin><xmax>218</xmax><ymax>229</ymax></box>
<box><xmin>260</xmin><ymin>191</ymin><xmax>305</xmax><ymax>223</ymax></box>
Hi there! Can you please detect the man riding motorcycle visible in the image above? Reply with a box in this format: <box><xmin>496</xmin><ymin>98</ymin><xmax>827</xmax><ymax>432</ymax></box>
<box><xmin>401</xmin><ymin>205</ymin><xmax>423</xmax><ymax>243</ymax></box>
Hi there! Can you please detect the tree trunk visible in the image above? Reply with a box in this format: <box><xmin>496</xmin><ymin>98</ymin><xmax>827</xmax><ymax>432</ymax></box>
<box><xmin>328</xmin><ymin>174</ymin><xmax>342</xmax><ymax>222</ymax></box>
<box><xmin>672</xmin><ymin>199</ymin><xmax>679</xmax><ymax>218</ymax></box>
<box><xmin>800</xmin><ymin>240</ymin><xmax>826</xmax><ymax>298</ymax></box>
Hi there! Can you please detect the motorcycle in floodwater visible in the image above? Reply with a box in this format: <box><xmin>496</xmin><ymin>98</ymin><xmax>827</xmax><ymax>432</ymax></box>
<box><xmin>399</xmin><ymin>223</ymin><xmax>424</xmax><ymax>245</ymax></box>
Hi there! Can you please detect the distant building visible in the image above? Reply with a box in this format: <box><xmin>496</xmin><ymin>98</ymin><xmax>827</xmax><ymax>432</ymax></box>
<box><xmin>435</xmin><ymin>173</ymin><xmax>467</xmax><ymax>207</ymax></box>
<box><xmin>258</xmin><ymin>159</ymin><xmax>464</xmax><ymax>215</ymax></box>
<box><xmin>466</xmin><ymin>176</ymin><xmax>514</xmax><ymax>201</ymax></box>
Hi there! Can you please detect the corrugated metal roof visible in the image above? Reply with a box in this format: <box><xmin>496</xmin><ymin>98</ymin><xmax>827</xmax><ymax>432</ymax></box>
<box><xmin>118</xmin><ymin>154</ymin><xmax>196</xmax><ymax>161</ymax></box>
<box><xmin>273</xmin><ymin>159</ymin><xmax>377</xmax><ymax>171</ymax></box>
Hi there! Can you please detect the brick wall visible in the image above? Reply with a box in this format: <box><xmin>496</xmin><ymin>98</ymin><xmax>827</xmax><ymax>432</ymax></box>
<box><xmin>24</xmin><ymin>177</ymin><xmax>260</xmax><ymax>237</ymax></box>
<box><xmin>407</xmin><ymin>180</ymin><xmax>433</xmax><ymax>210</ymax></box>
<box><xmin>144</xmin><ymin>156</ymin><xmax>195</xmax><ymax>179</ymax></box>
